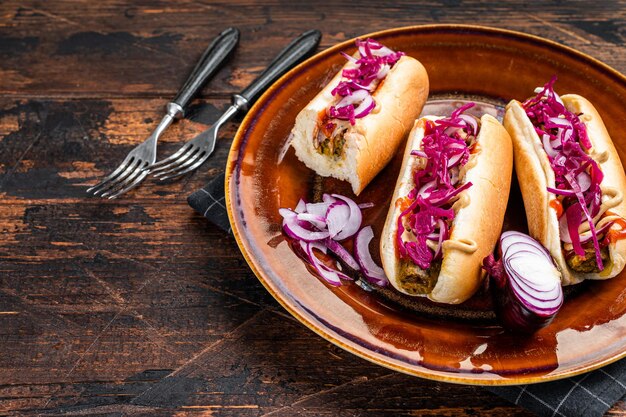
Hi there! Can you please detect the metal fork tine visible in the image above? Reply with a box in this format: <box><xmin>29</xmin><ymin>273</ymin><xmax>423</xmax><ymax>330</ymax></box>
<box><xmin>158</xmin><ymin>152</ymin><xmax>211</xmax><ymax>181</ymax></box>
<box><xmin>148</xmin><ymin>110</ymin><xmax>226</xmax><ymax>181</ymax></box>
<box><xmin>151</xmin><ymin>147</ymin><xmax>200</xmax><ymax>176</ymax></box>
<box><xmin>155</xmin><ymin>151</ymin><xmax>205</xmax><ymax>180</ymax></box>
<box><xmin>93</xmin><ymin>159</ymin><xmax>141</xmax><ymax>197</ymax></box>
<box><xmin>87</xmin><ymin>157</ymin><xmax>134</xmax><ymax>194</ymax></box>
<box><xmin>149</xmin><ymin>144</ymin><xmax>192</xmax><ymax>170</ymax></box>
<box><xmin>100</xmin><ymin>161</ymin><xmax>146</xmax><ymax>198</ymax></box>
<box><xmin>153</xmin><ymin>148</ymin><xmax>202</xmax><ymax>178</ymax></box>
<box><xmin>107</xmin><ymin>168</ymin><xmax>150</xmax><ymax>200</ymax></box>
<box><xmin>87</xmin><ymin>28</ymin><xmax>243</xmax><ymax>198</ymax></box>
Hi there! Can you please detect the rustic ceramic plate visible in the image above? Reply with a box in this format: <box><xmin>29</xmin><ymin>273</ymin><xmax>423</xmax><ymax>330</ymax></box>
<box><xmin>225</xmin><ymin>25</ymin><xmax>626</xmax><ymax>385</ymax></box>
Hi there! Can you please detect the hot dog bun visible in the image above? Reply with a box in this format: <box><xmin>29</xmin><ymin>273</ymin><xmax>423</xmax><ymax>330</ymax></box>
<box><xmin>503</xmin><ymin>95</ymin><xmax>626</xmax><ymax>284</ymax></box>
<box><xmin>290</xmin><ymin>55</ymin><xmax>429</xmax><ymax>195</ymax></box>
<box><xmin>380</xmin><ymin>114</ymin><xmax>513</xmax><ymax>304</ymax></box>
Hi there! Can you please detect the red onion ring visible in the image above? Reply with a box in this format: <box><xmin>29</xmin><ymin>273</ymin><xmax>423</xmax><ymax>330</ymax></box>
<box><xmin>354</xmin><ymin>226</ymin><xmax>388</xmax><ymax>286</ymax></box>
<box><xmin>484</xmin><ymin>231</ymin><xmax>563</xmax><ymax>333</ymax></box>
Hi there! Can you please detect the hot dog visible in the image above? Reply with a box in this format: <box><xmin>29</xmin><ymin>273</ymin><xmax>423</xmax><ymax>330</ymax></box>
<box><xmin>290</xmin><ymin>39</ymin><xmax>429</xmax><ymax>195</ymax></box>
<box><xmin>503</xmin><ymin>77</ymin><xmax>626</xmax><ymax>285</ymax></box>
<box><xmin>380</xmin><ymin>104</ymin><xmax>513</xmax><ymax>304</ymax></box>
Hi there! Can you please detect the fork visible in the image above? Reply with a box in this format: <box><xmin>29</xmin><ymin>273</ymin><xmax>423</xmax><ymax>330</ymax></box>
<box><xmin>86</xmin><ymin>27</ymin><xmax>240</xmax><ymax>199</ymax></box>
<box><xmin>148</xmin><ymin>29</ymin><xmax>322</xmax><ymax>181</ymax></box>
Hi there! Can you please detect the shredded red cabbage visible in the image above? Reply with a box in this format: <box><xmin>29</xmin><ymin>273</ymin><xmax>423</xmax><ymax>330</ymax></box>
<box><xmin>523</xmin><ymin>76</ymin><xmax>606</xmax><ymax>270</ymax></box>
<box><xmin>395</xmin><ymin>103</ymin><xmax>477</xmax><ymax>270</ymax></box>
<box><xmin>328</xmin><ymin>39</ymin><xmax>404</xmax><ymax>125</ymax></box>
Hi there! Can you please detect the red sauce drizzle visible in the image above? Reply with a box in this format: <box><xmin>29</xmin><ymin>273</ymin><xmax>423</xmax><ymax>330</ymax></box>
<box><xmin>605</xmin><ymin>211</ymin><xmax>626</xmax><ymax>243</ymax></box>
<box><xmin>317</xmin><ymin>110</ymin><xmax>336</xmax><ymax>138</ymax></box>
<box><xmin>549</xmin><ymin>199</ymin><xmax>564</xmax><ymax>218</ymax></box>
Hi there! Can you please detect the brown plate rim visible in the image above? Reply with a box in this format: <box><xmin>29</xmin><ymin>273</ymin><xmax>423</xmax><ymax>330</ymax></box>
<box><xmin>225</xmin><ymin>24</ymin><xmax>626</xmax><ymax>386</ymax></box>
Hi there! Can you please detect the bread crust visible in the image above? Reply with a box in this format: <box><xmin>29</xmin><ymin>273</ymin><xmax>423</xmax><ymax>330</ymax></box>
<box><xmin>380</xmin><ymin>114</ymin><xmax>513</xmax><ymax>304</ymax></box>
<box><xmin>503</xmin><ymin>95</ymin><xmax>626</xmax><ymax>284</ymax></box>
<box><xmin>503</xmin><ymin>100</ymin><xmax>565</xmax><ymax>279</ymax></box>
<box><xmin>290</xmin><ymin>55</ymin><xmax>429</xmax><ymax>195</ymax></box>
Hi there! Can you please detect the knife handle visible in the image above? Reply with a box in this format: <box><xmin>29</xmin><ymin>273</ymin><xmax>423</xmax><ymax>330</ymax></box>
<box><xmin>236</xmin><ymin>29</ymin><xmax>321</xmax><ymax>111</ymax></box>
<box><xmin>171</xmin><ymin>27</ymin><xmax>240</xmax><ymax>115</ymax></box>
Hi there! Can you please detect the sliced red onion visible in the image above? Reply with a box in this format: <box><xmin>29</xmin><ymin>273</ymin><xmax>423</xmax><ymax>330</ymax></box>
<box><xmin>333</xmin><ymin>80</ymin><xmax>373</xmax><ymax>92</ymax></box>
<box><xmin>278</xmin><ymin>207</ymin><xmax>294</xmax><ymax>220</ymax></box>
<box><xmin>322</xmin><ymin>194</ymin><xmax>336</xmax><ymax>204</ymax></box>
<box><xmin>326</xmin><ymin>202</ymin><xmax>350</xmax><ymax>239</ymax></box>
<box><xmin>294</xmin><ymin>199</ymin><xmax>306</xmax><ymax>213</ymax></box>
<box><xmin>483</xmin><ymin>231</ymin><xmax>563</xmax><ymax>333</ymax></box>
<box><xmin>370</xmin><ymin>45</ymin><xmax>394</xmax><ymax>57</ymax></box>
<box><xmin>283</xmin><ymin>221</ymin><xmax>330</xmax><ymax>242</ymax></box>
<box><xmin>444</xmin><ymin>126</ymin><xmax>461</xmax><ymax>136</ymax></box>
<box><xmin>505</xmin><ymin>274</ymin><xmax>562</xmax><ymax>311</ymax></box>
<box><xmin>319</xmin><ymin>261</ymin><xmax>352</xmax><ymax>281</ymax></box>
<box><xmin>577</xmin><ymin>171</ymin><xmax>591</xmax><ymax>193</ymax></box>
<box><xmin>447</xmin><ymin>142</ymin><xmax>468</xmax><ymax>152</ymax></box>
<box><xmin>411</xmin><ymin>149</ymin><xmax>427</xmax><ymax>158</ymax></box>
<box><xmin>506</xmin><ymin>275</ymin><xmax>561</xmax><ymax>303</ymax></box>
<box><xmin>547</xmin><ymin>186</ymin><xmax>576</xmax><ymax>197</ymax></box>
<box><xmin>547</xmin><ymin>117</ymin><xmax>572</xmax><ymax>129</ymax></box>
<box><xmin>354</xmin><ymin>226</ymin><xmax>388</xmax><ymax>286</ymax></box>
<box><xmin>326</xmin><ymin>238</ymin><xmax>360</xmax><ymax>271</ymax></box>
<box><xmin>505</xmin><ymin>255</ymin><xmax>561</xmax><ymax>293</ymax></box>
<box><xmin>353</xmin><ymin>94</ymin><xmax>375</xmax><ymax>118</ymax></box>
<box><xmin>302</xmin><ymin>241</ymin><xmax>341</xmax><ymax>286</ymax></box>
<box><xmin>280</xmin><ymin>195</ymin><xmax>385</xmax><ymax>288</ymax></box>
<box><xmin>581</xmin><ymin>221</ymin><xmax>613</xmax><ymax>243</ymax></box>
<box><xmin>506</xmin><ymin>276</ymin><xmax>562</xmax><ymax>312</ymax></box>
<box><xmin>532</xmin><ymin>83</ymin><xmax>564</xmax><ymax>106</ymax></box>
<box><xmin>306</xmin><ymin>202</ymin><xmax>332</xmax><ymax>217</ymax></box>
<box><xmin>340</xmin><ymin>51</ymin><xmax>357</xmax><ymax>63</ymax></box>
<box><xmin>376</xmin><ymin>64</ymin><xmax>390</xmax><ymax>79</ymax></box>
<box><xmin>447</xmin><ymin>152</ymin><xmax>463</xmax><ymax>167</ymax></box>
<box><xmin>458</xmin><ymin>114</ymin><xmax>478</xmax><ymax>135</ymax></box>
<box><xmin>542</xmin><ymin>134</ymin><xmax>558</xmax><ymax>158</ymax></box>
<box><xmin>434</xmin><ymin>219</ymin><xmax>447</xmax><ymax>258</ymax></box>
<box><xmin>561</xmin><ymin>216</ymin><xmax>614</xmax><ymax>245</ymax></box>
<box><xmin>336</xmin><ymin>89</ymin><xmax>369</xmax><ymax>108</ymax></box>
<box><xmin>555</xmin><ymin>92</ymin><xmax>564</xmax><ymax>106</ymax></box>
<box><xmin>559</xmin><ymin>211</ymin><xmax>573</xmax><ymax>243</ymax></box>
<box><xmin>281</xmin><ymin>209</ymin><xmax>330</xmax><ymax>242</ymax></box>
<box><xmin>428</xmin><ymin>181</ymin><xmax>473</xmax><ymax>206</ymax></box>
<box><xmin>500</xmin><ymin>230</ymin><xmax>552</xmax><ymax>260</ymax></box>
<box><xmin>503</xmin><ymin>243</ymin><xmax>552</xmax><ymax>264</ymax></box>
<box><xmin>297</xmin><ymin>212</ymin><xmax>327</xmax><ymax>230</ymax></box>
<box><xmin>560</xmin><ymin>127</ymin><xmax>573</xmax><ymax>143</ymax></box>
<box><xmin>357</xmin><ymin>39</ymin><xmax>393</xmax><ymax>58</ymax></box>
<box><xmin>331</xmin><ymin>194</ymin><xmax>362</xmax><ymax>240</ymax></box>
<box><xmin>418</xmin><ymin>179</ymin><xmax>437</xmax><ymax>198</ymax></box>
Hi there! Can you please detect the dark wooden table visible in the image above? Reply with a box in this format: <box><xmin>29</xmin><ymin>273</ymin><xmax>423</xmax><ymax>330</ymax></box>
<box><xmin>1</xmin><ymin>1</ymin><xmax>625</xmax><ymax>415</ymax></box>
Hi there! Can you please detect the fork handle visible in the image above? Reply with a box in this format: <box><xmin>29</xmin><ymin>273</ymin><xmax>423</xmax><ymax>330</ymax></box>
<box><xmin>237</xmin><ymin>30</ymin><xmax>321</xmax><ymax>110</ymax></box>
<box><xmin>172</xmin><ymin>27</ymin><xmax>240</xmax><ymax>114</ymax></box>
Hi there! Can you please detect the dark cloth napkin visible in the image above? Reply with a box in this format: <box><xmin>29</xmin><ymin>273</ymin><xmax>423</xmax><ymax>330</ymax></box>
<box><xmin>188</xmin><ymin>173</ymin><xmax>626</xmax><ymax>417</ymax></box>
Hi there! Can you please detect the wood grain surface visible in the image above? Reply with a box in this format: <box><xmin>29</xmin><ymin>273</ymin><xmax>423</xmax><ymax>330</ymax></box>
<box><xmin>0</xmin><ymin>1</ymin><xmax>625</xmax><ymax>415</ymax></box>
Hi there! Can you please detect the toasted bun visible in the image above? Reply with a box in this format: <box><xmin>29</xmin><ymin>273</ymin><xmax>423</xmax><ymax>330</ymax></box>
<box><xmin>290</xmin><ymin>55</ymin><xmax>429</xmax><ymax>195</ymax></box>
<box><xmin>503</xmin><ymin>96</ymin><xmax>626</xmax><ymax>284</ymax></box>
<box><xmin>503</xmin><ymin>101</ymin><xmax>565</xmax><ymax>280</ymax></box>
<box><xmin>380</xmin><ymin>114</ymin><xmax>513</xmax><ymax>304</ymax></box>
